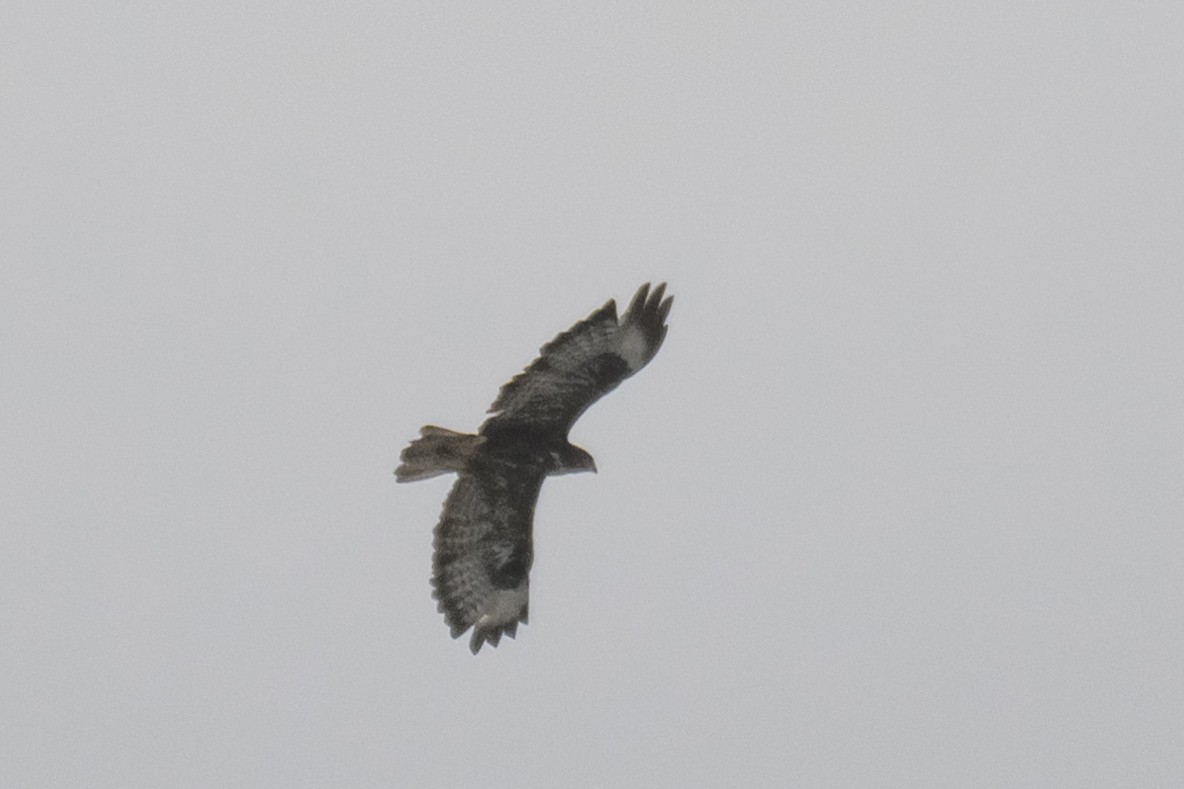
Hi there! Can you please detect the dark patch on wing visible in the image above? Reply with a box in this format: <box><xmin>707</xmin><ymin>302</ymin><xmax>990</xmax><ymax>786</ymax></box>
<box><xmin>489</xmin><ymin>553</ymin><xmax>530</xmax><ymax>588</ymax></box>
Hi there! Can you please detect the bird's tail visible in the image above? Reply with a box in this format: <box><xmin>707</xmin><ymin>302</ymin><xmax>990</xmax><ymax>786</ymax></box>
<box><xmin>395</xmin><ymin>426</ymin><xmax>484</xmax><ymax>482</ymax></box>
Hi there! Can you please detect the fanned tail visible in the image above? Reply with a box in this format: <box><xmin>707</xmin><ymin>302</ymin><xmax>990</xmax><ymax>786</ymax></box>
<box><xmin>395</xmin><ymin>426</ymin><xmax>484</xmax><ymax>482</ymax></box>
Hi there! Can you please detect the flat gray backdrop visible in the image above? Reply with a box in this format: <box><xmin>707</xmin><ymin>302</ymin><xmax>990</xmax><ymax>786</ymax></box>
<box><xmin>3</xmin><ymin>3</ymin><xmax>1182</xmax><ymax>787</ymax></box>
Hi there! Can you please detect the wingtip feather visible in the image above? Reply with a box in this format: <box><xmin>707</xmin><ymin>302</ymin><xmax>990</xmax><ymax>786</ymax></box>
<box><xmin>650</xmin><ymin>282</ymin><xmax>667</xmax><ymax>308</ymax></box>
<box><xmin>624</xmin><ymin>282</ymin><xmax>672</xmax><ymax>325</ymax></box>
<box><xmin>466</xmin><ymin>623</ymin><xmax>522</xmax><ymax>654</ymax></box>
<box><xmin>658</xmin><ymin>294</ymin><xmax>674</xmax><ymax>324</ymax></box>
<box><xmin>627</xmin><ymin>283</ymin><xmax>650</xmax><ymax>316</ymax></box>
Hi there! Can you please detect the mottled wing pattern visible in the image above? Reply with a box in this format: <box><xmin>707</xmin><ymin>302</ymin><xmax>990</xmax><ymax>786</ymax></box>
<box><xmin>431</xmin><ymin>457</ymin><xmax>546</xmax><ymax>653</ymax></box>
<box><xmin>481</xmin><ymin>283</ymin><xmax>673</xmax><ymax>437</ymax></box>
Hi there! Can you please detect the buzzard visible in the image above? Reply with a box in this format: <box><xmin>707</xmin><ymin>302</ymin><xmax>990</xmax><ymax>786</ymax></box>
<box><xmin>396</xmin><ymin>283</ymin><xmax>673</xmax><ymax>653</ymax></box>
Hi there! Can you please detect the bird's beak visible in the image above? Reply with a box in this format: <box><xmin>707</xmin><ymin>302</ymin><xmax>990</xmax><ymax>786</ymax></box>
<box><xmin>590</xmin><ymin>460</ymin><xmax>598</xmax><ymax>474</ymax></box>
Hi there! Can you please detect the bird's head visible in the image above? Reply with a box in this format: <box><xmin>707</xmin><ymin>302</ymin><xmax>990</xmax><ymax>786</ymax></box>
<box><xmin>548</xmin><ymin>444</ymin><xmax>597</xmax><ymax>476</ymax></box>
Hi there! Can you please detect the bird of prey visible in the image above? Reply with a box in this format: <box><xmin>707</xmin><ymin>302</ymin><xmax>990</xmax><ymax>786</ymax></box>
<box><xmin>396</xmin><ymin>283</ymin><xmax>673</xmax><ymax>653</ymax></box>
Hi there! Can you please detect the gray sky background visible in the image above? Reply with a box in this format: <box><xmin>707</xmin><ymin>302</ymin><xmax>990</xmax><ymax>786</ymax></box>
<box><xmin>3</xmin><ymin>3</ymin><xmax>1182</xmax><ymax>787</ymax></box>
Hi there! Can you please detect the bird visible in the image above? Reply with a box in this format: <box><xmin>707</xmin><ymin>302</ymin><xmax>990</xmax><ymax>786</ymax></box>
<box><xmin>396</xmin><ymin>283</ymin><xmax>673</xmax><ymax>653</ymax></box>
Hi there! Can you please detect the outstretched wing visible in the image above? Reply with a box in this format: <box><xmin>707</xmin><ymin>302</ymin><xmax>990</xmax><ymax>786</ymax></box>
<box><xmin>431</xmin><ymin>457</ymin><xmax>545</xmax><ymax>653</ymax></box>
<box><xmin>481</xmin><ymin>282</ymin><xmax>673</xmax><ymax>437</ymax></box>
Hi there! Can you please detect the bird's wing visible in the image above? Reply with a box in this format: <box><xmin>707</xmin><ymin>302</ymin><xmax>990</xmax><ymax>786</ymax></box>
<box><xmin>431</xmin><ymin>458</ymin><xmax>546</xmax><ymax>653</ymax></box>
<box><xmin>480</xmin><ymin>282</ymin><xmax>673</xmax><ymax>438</ymax></box>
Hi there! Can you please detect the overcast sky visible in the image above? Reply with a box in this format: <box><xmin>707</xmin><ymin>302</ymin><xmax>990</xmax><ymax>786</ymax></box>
<box><xmin>3</xmin><ymin>3</ymin><xmax>1182</xmax><ymax>787</ymax></box>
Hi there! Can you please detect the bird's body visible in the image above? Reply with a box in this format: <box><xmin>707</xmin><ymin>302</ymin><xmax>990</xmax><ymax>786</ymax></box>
<box><xmin>396</xmin><ymin>283</ymin><xmax>673</xmax><ymax>653</ymax></box>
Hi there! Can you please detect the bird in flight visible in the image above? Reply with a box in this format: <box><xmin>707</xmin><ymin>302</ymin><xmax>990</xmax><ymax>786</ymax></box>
<box><xmin>396</xmin><ymin>283</ymin><xmax>673</xmax><ymax>653</ymax></box>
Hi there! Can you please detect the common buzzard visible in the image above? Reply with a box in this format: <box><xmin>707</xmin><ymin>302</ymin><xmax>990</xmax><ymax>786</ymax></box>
<box><xmin>396</xmin><ymin>283</ymin><xmax>673</xmax><ymax>653</ymax></box>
